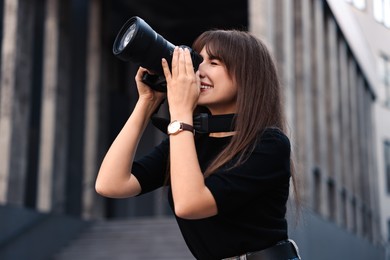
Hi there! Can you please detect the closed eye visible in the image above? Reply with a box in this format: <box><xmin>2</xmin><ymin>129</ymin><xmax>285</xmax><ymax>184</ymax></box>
<box><xmin>210</xmin><ymin>59</ymin><xmax>221</xmax><ymax>66</ymax></box>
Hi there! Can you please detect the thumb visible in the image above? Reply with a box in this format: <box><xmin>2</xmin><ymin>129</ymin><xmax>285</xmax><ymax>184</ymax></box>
<box><xmin>161</xmin><ymin>58</ymin><xmax>171</xmax><ymax>80</ymax></box>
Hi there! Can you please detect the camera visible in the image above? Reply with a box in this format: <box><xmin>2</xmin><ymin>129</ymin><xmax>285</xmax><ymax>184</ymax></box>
<box><xmin>113</xmin><ymin>16</ymin><xmax>203</xmax><ymax>92</ymax></box>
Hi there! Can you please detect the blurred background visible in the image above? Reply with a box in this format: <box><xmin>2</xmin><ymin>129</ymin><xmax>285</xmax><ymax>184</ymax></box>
<box><xmin>0</xmin><ymin>0</ymin><xmax>389</xmax><ymax>259</ymax></box>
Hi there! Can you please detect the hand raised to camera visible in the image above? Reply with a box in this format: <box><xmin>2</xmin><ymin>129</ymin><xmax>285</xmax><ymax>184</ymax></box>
<box><xmin>135</xmin><ymin>67</ymin><xmax>166</xmax><ymax>108</ymax></box>
<box><xmin>162</xmin><ymin>47</ymin><xmax>200</xmax><ymax>119</ymax></box>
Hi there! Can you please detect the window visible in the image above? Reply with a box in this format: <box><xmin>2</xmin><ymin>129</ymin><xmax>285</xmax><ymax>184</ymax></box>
<box><xmin>352</xmin><ymin>197</ymin><xmax>358</xmax><ymax>233</ymax></box>
<box><xmin>374</xmin><ymin>0</ymin><xmax>390</xmax><ymax>28</ymax></box>
<box><xmin>379</xmin><ymin>54</ymin><xmax>390</xmax><ymax>107</ymax></box>
<box><xmin>346</xmin><ymin>0</ymin><xmax>366</xmax><ymax>9</ymax></box>
<box><xmin>328</xmin><ymin>178</ymin><xmax>336</xmax><ymax>221</ymax></box>
<box><xmin>385</xmin><ymin>141</ymin><xmax>390</xmax><ymax>194</ymax></box>
<box><xmin>313</xmin><ymin>167</ymin><xmax>321</xmax><ymax>213</ymax></box>
<box><xmin>341</xmin><ymin>189</ymin><xmax>348</xmax><ymax>227</ymax></box>
<box><xmin>353</xmin><ymin>0</ymin><xmax>366</xmax><ymax>9</ymax></box>
<box><xmin>388</xmin><ymin>218</ymin><xmax>390</xmax><ymax>241</ymax></box>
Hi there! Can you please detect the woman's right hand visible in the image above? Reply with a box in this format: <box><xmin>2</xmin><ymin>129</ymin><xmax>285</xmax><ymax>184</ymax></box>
<box><xmin>135</xmin><ymin>67</ymin><xmax>166</xmax><ymax>108</ymax></box>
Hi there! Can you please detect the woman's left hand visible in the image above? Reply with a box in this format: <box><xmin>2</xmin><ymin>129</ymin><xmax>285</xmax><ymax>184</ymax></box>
<box><xmin>162</xmin><ymin>46</ymin><xmax>200</xmax><ymax>119</ymax></box>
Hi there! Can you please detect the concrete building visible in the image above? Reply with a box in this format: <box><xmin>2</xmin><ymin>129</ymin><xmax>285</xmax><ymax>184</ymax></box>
<box><xmin>0</xmin><ymin>0</ymin><xmax>387</xmax><ymax>259</ymax></box>
<box><xmin>317</xmin><ymin>1</ymin><xmax>390</xmax><ymax>257</ymax></box>
<box><xmin>251</xmin><ymin>1</ymin><xmax>385</xmax><ymax>258</ymax></box>
<box><xmin>332</xmin><ymin>0</ymin><xmax>390</xmax><ymax>256</ymax></box>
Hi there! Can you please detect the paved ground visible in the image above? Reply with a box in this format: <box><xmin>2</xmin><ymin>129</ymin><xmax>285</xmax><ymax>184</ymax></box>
<box><xmin>53</xmin><ymin>217</ymin><xmax>194</xmax><ymax>260</ymax></box>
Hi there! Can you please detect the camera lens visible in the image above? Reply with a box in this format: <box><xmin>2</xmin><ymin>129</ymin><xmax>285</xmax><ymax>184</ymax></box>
<box><xmin>118</xmin><ymin>23</ymin><xmax>136</xmax><ymax>52</ymax></box>
<box><xmin>112</xmin><ymin>16</ymin><xmax>203</xmax><ymax>91</ymax></box>
<box><xmin>113</xmin><ymin>16</ymin><xmax>203</xmax><ymax>73</ymax></box>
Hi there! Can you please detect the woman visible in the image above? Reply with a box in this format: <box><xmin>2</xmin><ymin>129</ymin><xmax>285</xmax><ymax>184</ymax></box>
<box><xmin>96</xmin><ymin>30</ymin><xmax>301</xmax><ymax>260</ymax></box>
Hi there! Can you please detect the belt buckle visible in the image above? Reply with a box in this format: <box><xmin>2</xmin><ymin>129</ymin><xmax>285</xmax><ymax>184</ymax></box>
<box><xmin>288</xmin><ymin>239</ymin><xmax>302</xmax><ymax>260</ymax></box>
<box><xmin>223</xmin><ymin>254</ymin><xmax>247</xmax><ymax>260</ymax></box>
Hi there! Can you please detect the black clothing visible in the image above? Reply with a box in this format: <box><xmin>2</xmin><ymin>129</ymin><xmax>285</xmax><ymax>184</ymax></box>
<box><xmin>132</xmin><ymin>128</ymin><xmax>291</xmax><ymax>260</ymax></box>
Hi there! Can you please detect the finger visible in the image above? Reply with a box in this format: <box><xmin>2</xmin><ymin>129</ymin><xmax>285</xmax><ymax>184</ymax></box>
<box><xmin>171</xmin><ymin>46</ymin><xmax>180</xmax><ymax>76</ymax></box>
<box><xmin>184</xmin><ymin>48</ymin><xmax>194</xmax><ymax>76</ymax></box>
<box><xmin>161</xmin><ymin>58</ymin><xmax>171</xmax><ymax>80</ymax></box>
<box><xmin>178</xmin><ymin>47</ymin><xmax>187</xmax><ymax>75</ymax></box>
<box><xmin>135</xmin><ymin>67</ymin><xmax>148</xmax><ymax>82</ymax></box>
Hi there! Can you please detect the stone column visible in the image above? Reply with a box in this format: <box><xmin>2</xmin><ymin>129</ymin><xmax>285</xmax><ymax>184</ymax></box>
<box><xmin>37</xmin><ymin>0</ymin><xmax>71</xmax><ymax>213</ymax></box>
<box><xmin>282</xmin><ymin>0</ymin><xmax>296</xmax><ymax>143</ymax></box>
<box><xmin>0</xmin><ymin>0</ymin><xmax>35</xmax><ymax>205</ymax></box>
<box><xmin>326</xmin><ymin>16</ymin><xmax>343</xmax><ymax>224</ymax></box>
<box><xmin>338</xmin><ymin>39</ymin><xmax>351</xmax><ymax>227</ymax></box>
<box><xmin>249</xmin><ymin>0</ymin><xmax>273</xmax><ymax>48</ymax></box>
<box><xmin>355</xmin><ymin>75</ymin><xmax>366</xmax><ymax>236</ymax></box>
<box><xmin>362</xmin><ymin>88</ymin><xmax>371</xmax><ymax>239</ymax></box>
<box><xmin>82</xmin><ymin>0</ymin><xmax>104</xmax><ymax>219</ymax></box>
<box><xmin>292</xmin><ymin>0</ymin><xmax>315</xmax><ymax>206</ymax></box>
<box><xmin>348</xmin><ymin>58</ymin><xmax>359</xmax><ymax>232</ymax></box>
<box><xmin>365</xmin><ymin>88</ymin><xmax>377</xmax><ymax>242</ymax></box>
<box><xmin>313</xmin><ymin>0</ymin><xmax>329</xmax><ymax>218</ymax></box>
<box><xmin>367</xmin><ymin>96</ymin><xmax>381</xmax><ymax>243</ymax></box>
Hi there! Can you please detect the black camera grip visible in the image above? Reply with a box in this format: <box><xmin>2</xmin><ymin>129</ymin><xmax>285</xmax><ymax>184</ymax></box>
<box><xmin>141</xmin><ymin>73</ymin><xmax>167</xmax><ymax>92</ymax></box>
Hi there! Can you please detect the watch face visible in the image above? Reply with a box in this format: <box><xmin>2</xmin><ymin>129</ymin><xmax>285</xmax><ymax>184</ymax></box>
<box><xmin>168</xmin><ymin>121</ymin><xmax>181</xmax><ymax>134</ymax></box>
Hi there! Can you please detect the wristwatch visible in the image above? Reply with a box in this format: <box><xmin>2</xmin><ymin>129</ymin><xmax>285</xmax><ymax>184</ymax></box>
<box><xmin>167</xmin><ymin>120</ymin><xmax>194</xmax><ymax>135</ymax></box>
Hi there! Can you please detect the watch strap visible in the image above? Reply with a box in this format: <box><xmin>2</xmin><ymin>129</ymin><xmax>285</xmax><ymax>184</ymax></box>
<box><xmin>179</xmin><ymin>122</ymin><xmax>194</xmax><ymax>133</ymax></box>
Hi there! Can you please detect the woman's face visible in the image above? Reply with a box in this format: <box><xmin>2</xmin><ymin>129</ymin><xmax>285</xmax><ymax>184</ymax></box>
<box><xmin>196</xmin><ymin>47</ymin><xmax>238</xmax><ymax>115</ymax></box>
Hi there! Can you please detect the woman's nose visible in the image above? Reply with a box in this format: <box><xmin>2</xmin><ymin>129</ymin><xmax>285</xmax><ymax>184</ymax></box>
<box><xmin>197</xmin><ymin>62</ymin><xmax>205</xmax><ymax>78</ymax></box>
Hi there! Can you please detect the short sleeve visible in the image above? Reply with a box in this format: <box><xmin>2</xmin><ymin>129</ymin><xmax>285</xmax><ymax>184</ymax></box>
<box><xmin>204</xmin><ymin>130</ymin><xmax>291</xmax><ymax>214</ymax></box>
<box><xmin>131</xmin><ymin>138</ymin><xmax>170</xmax><ymax>195</ymax></box>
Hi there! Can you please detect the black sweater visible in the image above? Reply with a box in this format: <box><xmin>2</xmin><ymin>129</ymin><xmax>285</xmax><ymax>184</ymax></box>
<box><xmin>132</xmin><ymin>128</ymin><xmax>291</xmax><ymax>259</ymax></box>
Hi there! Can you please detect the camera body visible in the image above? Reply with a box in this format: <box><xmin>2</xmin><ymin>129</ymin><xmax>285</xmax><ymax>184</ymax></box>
<box><xmin>113</xmin><ymin>16</ymin><xmax>203</xmax><ymax>92</ymax></box>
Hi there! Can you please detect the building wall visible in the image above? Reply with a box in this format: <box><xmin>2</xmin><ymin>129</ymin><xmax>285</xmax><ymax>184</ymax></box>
<box><xmin>332</xmin><ymin>0</ymin><xmax>390</xmax><ymax>250</ymax></box>
<box><xmin>249</xmin><ymin>0</ymin><xmax>380</xmax><ymax>244</ymax></box>
<box><xmin>376</xmin><ymin>103</ymin><xmax>390</xmax><ymax>246</ymax></box>
<box><xmin>356</xmin><ymin>0</ymin><xmax>390</xmax><ymax>247</ymax></box>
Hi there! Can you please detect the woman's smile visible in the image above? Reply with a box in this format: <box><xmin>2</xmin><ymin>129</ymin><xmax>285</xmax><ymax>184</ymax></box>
<box><xmin>200</xmin><ymin>82</ymin><xmax>213</xmax><ymax>92</ymax></box>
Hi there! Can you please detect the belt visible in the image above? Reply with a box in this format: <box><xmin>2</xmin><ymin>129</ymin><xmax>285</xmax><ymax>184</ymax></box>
<box><xmin>223</xmin><ymin>239</ymin><xmax>301</xmax><ymax>260</ymax></box>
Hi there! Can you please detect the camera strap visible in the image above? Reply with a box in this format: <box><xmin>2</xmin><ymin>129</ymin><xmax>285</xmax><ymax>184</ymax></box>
<box><xmin>151</xmin><ymin>113</ymin><xmax>236</xmax><ymax>134</ymax></box>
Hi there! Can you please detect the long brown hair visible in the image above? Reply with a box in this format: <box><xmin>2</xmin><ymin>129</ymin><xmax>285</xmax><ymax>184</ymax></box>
<box><xmin>192</xmin><ymin>30</ymin><xmax>286</xmax><ymax>176</ymax></box>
